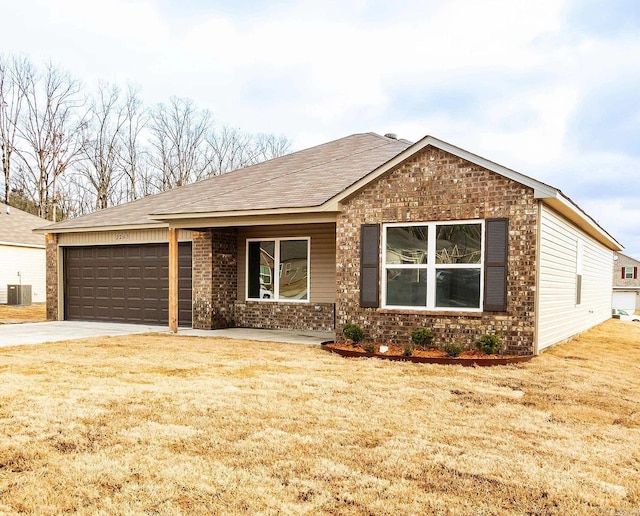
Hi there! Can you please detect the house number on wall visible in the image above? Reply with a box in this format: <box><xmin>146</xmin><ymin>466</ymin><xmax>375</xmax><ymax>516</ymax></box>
<box><xmin>114</xmin><ymin>232</ymin><xmax>131</xmax><ymax>241</ymax></box>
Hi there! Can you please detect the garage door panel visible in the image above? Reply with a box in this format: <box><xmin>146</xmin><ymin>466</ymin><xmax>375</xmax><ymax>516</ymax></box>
<box><xmin>613</xmin><ymin>291</ymin><xmax>637</xmax><ymax>311</ymax></box>
<box><xmin>64</xmin><ymin>243</ymin><xmax>192</xmax><ymax>326</ymax></box>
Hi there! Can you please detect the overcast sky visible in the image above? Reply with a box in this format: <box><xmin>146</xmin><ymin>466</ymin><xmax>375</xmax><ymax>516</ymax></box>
<box><xmin>2</xmin><ymin>0</ymin><xmax>639</xmax><ymax>256</ymax></box>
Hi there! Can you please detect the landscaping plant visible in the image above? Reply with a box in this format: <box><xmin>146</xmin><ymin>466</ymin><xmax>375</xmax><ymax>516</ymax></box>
<box><xmin>443</xmin><ymin>341</ymin><xmax>464</xmax><ymax>357</ymax></box>
<box><xmin>476</xmin><ymin>334</ymin><xmax>504</xmax><ymax>355</ymax></box>
<box><xmin>343</xmin><ymin>323</ymin><xmax>364</xmax><ymax>343</ymax></box>
<box><xmin>411</xmin><ymin>327</ymin><xmax>434</xmax><ymax>350</ymax></box>
<box><xmin>362</xmin><ymin>342</ymin><xmax>375</xmax><ymax>353</ymax></box>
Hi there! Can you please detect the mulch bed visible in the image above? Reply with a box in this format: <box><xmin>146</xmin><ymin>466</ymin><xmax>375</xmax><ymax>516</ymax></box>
<box><xmin>322</xmin><ymin>342</ymin><xmax>534</xmax><ymax>366</ymax></box>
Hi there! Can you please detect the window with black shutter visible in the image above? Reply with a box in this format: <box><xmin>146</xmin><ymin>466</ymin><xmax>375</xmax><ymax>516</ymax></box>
<box><xmin>483</xmin><ymin>218</ymin><xmax>508</xmax><ymax>312</ymax></box>
<box><xmin>360</xmin><ymin>224</ymin><xmax>380</xmax><ymax>308</ymax></box>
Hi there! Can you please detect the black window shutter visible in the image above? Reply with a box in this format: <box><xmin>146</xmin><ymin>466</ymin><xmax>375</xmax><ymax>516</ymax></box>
<box><xmin>484</xmin><ymin>218</ymin><xmax>508</xmax><ymax>312</ymax></box>
<box><xmin>360</xmin><ymin>224</ymin><xmax>380</xmax><ymax>308</ymax></box>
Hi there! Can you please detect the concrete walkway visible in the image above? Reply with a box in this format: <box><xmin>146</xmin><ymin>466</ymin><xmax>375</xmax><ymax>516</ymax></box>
<box><xmin>0</xmin><ymin>321</ymin><xmax>334</xmax><ymax>347</ymax></box>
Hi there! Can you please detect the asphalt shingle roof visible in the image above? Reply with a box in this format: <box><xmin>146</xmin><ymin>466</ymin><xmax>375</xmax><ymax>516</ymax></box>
<box><xmin>41</xmin><ymin>133</ymin><xmax>411</xmax><ymax>231</ymax></box>
<box><xmin>0</xmin><ymin>203</ymin><xmax>47</xmax><ymax>246</ymax></box>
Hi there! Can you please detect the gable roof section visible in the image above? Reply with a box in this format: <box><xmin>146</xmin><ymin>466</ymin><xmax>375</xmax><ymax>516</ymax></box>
<box><xmin>38</xmin><ymin>133</ymin><xmax>410</xmax><ymax>232</ymax></box>
<box><xmin>36</xmin><ymin>131</ymin><xmax>621</xmax><ymax>251</ymax></box>
<box><xmin>327</xmin><ymin>135</ymin><xmax>622</xmax><ymax>251</ymax></box>
<box><xmin>0</xmin><ymin>202</ymin><xmax>46</xmax><ymax>248</ymax></box>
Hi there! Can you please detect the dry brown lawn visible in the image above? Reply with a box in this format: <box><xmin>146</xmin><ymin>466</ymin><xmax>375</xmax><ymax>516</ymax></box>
<box><xmin>0</xmin><ymin>303</ymin><xmax>46</xmax><ymax>323</ymax></box>
<box><xmin>0</xmin><ymin>320</ymin><xmax>639</xmax><ymax>515</ymax></box>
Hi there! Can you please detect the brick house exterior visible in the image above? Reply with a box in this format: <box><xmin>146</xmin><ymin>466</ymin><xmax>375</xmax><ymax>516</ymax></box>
<box><xmin>38</xmin><ymin>133</ymin><xmax>622</xmax><ymax>355</ymax></box>
<box><xmin>612</xmin><ymin>253</ymin><xmax>640</xmax><ymax>311</ymax></box>
<box><xmin>335</xmin><ymin>146</ymin><xmax>538</xmax><ymax>354</ymax></box>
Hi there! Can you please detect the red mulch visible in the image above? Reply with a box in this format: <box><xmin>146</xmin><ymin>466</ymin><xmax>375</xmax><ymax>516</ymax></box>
<box><xmin>325</xmin><ymin>342</ymin><xmax>522</xmax><ymax>359</ymax></box>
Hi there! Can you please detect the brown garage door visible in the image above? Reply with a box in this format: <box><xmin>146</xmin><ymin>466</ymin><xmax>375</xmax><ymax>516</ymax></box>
<box><xmin>64</xmin><ymin>243</ymin><xmax>192</xmax><ymax>326</ymax></box>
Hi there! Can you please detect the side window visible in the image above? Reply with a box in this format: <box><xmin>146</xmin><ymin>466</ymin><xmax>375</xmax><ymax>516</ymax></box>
<box><xmin>382</xmin><ymin>221</ymin><xmax>483</xmax><ymax>311</ymax></box>
<box><xmin>247</xmin><ymin>239</ymin><xmax>309</xmax><ymax>301</ymax></box>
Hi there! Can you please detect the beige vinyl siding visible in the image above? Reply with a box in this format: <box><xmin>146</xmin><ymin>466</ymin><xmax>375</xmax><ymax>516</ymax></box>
<box><xmin>0</xmin><ymin>245</ymin><xmax>46</xmax><ymax>303</ymax></box>
<box><xmin>237</xmin><ymin>223</ymin><xmax>336</xmax><ymax>303</ymax></box>
<box><xmin>57</xmin><ymin>229</ymin><xmax>192</xmax><ymax>246</ymax></box>
<box><xmin>536</xmin><ymin>204</ymin><xmax>613</xmax><ymax>352</ymax></box>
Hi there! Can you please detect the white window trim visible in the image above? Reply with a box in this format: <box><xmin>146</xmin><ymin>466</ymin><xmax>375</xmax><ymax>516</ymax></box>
<box><xmin>624</xmin><ymin>266</ymin><xmax>634</xmax><ymax>279</ymax></box>
<box><xmin>381</xmin><ymin>220</ymin><xmax>484</xmax><ymax>312</ymax></box>
<box><xmin>245</xmin><ymin>237</ymin><xmax>310</xmax><ymax>303</ymax></box>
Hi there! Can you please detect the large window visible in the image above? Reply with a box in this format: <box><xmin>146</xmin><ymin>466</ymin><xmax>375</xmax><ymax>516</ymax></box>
<box><xmin>383</xmin><ymin>221</ymin><xmax>483</xmax><ymax>310</ymax></box>
<box><xmin>247</xmin><ymin>238</ymin><xmax>309</xmax><ymax>301</ymax></box>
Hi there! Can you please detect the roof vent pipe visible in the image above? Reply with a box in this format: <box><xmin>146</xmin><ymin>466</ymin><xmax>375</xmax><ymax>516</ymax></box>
<box><xmin>384</xmin><ymin>133</ymin><xmax>398</xmax><ymax>140</ymax></box>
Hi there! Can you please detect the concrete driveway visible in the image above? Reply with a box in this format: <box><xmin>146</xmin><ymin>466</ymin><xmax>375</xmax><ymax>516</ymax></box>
<box><xmin>0</xmin><ymin>321</ymin><xmax>334</xmax><ymax>347</ymax></box>
<box><xmin>0</xmin><ymin>321</ymin><xmax>168</xmax><ymax>347</ymax></box>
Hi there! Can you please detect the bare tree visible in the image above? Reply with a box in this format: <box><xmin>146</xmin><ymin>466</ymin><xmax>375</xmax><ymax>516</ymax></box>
<box><xmin>13</xmin><ymin>62</ymin><xmax>87</xmax><ymax>220</ymax></box>
<box><xmin>253</xmin><ymin>133</ymin><xmax>291</xmax><ymax>162</ymax></box>
<box><xmin>148</xmin><ymin>96</ymin><xmax>213</xmax><ymax>190</ymax></box>
<box><xmin>76</xmin><ymin>82</ymin><xmax>128</xmax><ymax>210</ymax></box>
<box><xmin>116</xmin><ymin>84</ymin><xmax>149</xmax><ymax>201</ymax></box>
<box><xmin>0</xmin><ymin>55</ymin><xmax>29</xmax><ymax>205</ymax></box>
<box><xmin>207</xmin><ymin>125</ymin><xmax>255</xmax><ymax>175</ymax></box>
<box><xmin>206</xmin><ymin>126</ymin><xmax>292</xmax><ymax>176</ymax></box>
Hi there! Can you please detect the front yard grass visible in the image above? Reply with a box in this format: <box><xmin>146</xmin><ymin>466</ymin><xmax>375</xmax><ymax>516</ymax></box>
<box><xmin>0</xmin><ymin>319</ymin><xmax>639</xmax><ymax>514</ymax></box>
<box><xmin>0</xmin><ymin>302</ymin><xmax>46</xmax><ymax>323</ymax></box>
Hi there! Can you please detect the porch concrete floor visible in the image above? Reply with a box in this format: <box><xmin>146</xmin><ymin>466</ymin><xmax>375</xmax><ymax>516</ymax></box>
<box><xmin>0</xmin><ymin>321</ymin><xmax>335</xmax><ymax>348</ymax></box>
<box><xmin>179</xmin><ymin>327</ymin><xmax>335</xmax><ymax>345</ymax></box>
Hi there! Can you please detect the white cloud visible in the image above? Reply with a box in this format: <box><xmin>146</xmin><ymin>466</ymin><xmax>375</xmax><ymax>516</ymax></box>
<box><xmin>1</xmin><ymin>0</ymin><xmax>639</xmax><ymax>254</ymax></box>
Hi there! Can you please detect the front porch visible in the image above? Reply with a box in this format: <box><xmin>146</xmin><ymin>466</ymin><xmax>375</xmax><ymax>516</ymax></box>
<box><xmin>168</xmin><ymin>221</ymin><xmax>338</xmax><ymax>333</ymax></box>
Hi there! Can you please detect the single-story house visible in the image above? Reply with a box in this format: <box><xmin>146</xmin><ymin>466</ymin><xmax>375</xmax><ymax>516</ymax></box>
<box><xmin>37</xmin><ymin>133</ymin><xmax>622</xmax><ymax>355</ymax></box>
<box><xmin>612</xmin><ymin>252</ymin><xmax>640</xmax><ymax>311</ymax></box>
<box><xmin>0</xmin><ymin>202</ymin><xmax>47</xmax><ymax>304</ymax></box>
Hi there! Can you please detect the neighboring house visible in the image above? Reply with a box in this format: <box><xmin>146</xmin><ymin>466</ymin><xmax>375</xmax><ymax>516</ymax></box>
<box><xmin>37</xmin><ymin>133</ymin><xmax>622</xmax><ymax>355</ymax></box>
<box><xmin>612</xmin><ymin>253</ymin><xmax>640</xmax><ymax>311</ymax></box>
<box><xmin>0</xmin><ymin>202</ymin><xmax>47</xmax><ymax>304</ymax></box>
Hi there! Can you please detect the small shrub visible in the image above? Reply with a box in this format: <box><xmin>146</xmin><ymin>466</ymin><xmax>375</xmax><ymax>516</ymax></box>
<box><xmin>343</xmin><ymin>323</ymin><xmax>364</xmax><ymax>343</ymax></box>
<box><xmin>362</xmin><ymin>342</ymin><xmax>375</xmax><ymax>354</ymax></box>
<box><xmin>411</xmin><ymin>328</ymin><xmax>434</xmax><ymax>350</ymax></box>
<box><xmin>443</xmin><ymin>342</ymin><xmax>464</xmax><ymax>357</ymax></box>
<box><xmin>403</xmin><ymin>342</ymin><xmax>414</xmax><ymax>356</ymax></box>
<box><xmin>476</xmin><ymin>334</ymin><xmax>503</xmax><ymax>355</ymax></box>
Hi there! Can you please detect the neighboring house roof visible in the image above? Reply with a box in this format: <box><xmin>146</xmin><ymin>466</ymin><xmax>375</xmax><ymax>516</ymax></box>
<box><xmin>0</xmin><ymin>202</ymin><xmax>46</xmax><ymax>248</ymax></box>
<box><xmin>36</xmin><ymin>131</ymin><xmax>622</xmax><ymax>251</ymax></box>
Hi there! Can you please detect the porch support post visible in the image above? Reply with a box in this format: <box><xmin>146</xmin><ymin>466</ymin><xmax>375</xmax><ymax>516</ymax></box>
<box><xmin>168</xmin><ymin>228</ymin><xmax>179</xmax><ymax>333</ymax></box>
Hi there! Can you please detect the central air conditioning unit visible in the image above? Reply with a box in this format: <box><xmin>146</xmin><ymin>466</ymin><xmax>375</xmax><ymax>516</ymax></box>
<box><xmin>7</xmin><ymin>285</ymin><xmax>32</xmax><ymax>306</ymax></box>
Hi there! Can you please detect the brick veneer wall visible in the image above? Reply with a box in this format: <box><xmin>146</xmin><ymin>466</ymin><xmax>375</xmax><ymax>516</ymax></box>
<box><xmin>192</xmin><ymin>228</ymin><xmax>238</xmax><ymax>329</ymax></box>
<box><xmin>194</xmin><ymin>227</ymin><xmax>336</xmax><ymax>332</ymax></box>
<box><xmin>612</xmin><ymin>253</ymin><xmax>640</xmax><ymax>288</ymax></box>
<box><xmin>211</xmin><ymin>228</ymin><xmax>239</xmax><ymax>328</ymax></box>
<box><xmin>234</xmin><ymin>301</ymin><xmax>335</xmax><ymax>332</ymax></box>
<box><xmin>45</xmin><ymin>233</ymin><xmax>58</xmax><ymax>321</ymax></box>
<box><xmin>336</xmin><ymin>146</ymin><xmax>538</xmax><ymax>355</ymax></box>
<box><xmin>192</xmin><ymin>230</ymin><xmax>214</xmax><ymax>329</ymax></box>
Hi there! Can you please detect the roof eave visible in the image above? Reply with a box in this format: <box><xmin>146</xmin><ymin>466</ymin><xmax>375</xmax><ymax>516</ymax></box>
<box><xmin>540</xmin><ymin>192</ymin><xmax>623</xmax><ymax>251</ymax></box>
<box><xmin>149</xmin><ymin>205</ymin><xmax>340</xmax><ymax>221</ymax></box>
<box><xmin>33</xmin><ymin>222</ymin><xmax>168</xmax><ymax>235</ymax></box>
<box><xmin>0</xmin><ymin>240</ymin><xmax>46</xmax><ymax>249</ymax></box>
